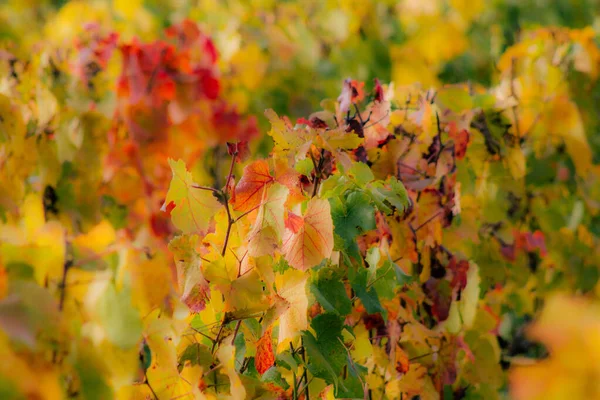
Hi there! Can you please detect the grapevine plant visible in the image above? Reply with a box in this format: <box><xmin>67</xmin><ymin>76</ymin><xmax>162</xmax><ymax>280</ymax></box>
<box><xmin>0</xmin><ymin>13</ymin><xmax>600</xmax><ymax>400</ymax></box>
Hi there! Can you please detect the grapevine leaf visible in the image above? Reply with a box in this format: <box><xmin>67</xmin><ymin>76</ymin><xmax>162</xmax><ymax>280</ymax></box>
<box><xmin>329</xmin><ymin>191</ymin><xmax>376</xmax><ymax>260</ymax></box>
<box><xmin>276</xmin><ymin>269</ymin><xmax>308</xmax><ymax>352</ymax></box>
<box><xmin>302</xmin><ymin>313</ymin><xmax>346</xmax><ymax>391</ymax></box>
<box><xmin>163</xmin><ymin>158</ymin><xmax>221</xmax><ymax>234</ymax></box>
<box><xmin>309</xmin><ymin>267</ymin><xmax>352</xmax><ymax>315</ymax></box>
<box><xmin>248</xmin><ymin>183</ymin><xmax>289</xmax><ymax>257</ymax></box>
<box><xmin>255</xmin><ymin>326</ymin><xmax>275</xmax><ymax>375</ymax></box>
<box><xmin>282</xmin><ymin>198</ymin><xmax>334</xmax><ymax>271</ymax></box>
<box><xmin>168</xmin><ymin>234</ymin><xmax>210</xmax><ymax>313</ymax></box>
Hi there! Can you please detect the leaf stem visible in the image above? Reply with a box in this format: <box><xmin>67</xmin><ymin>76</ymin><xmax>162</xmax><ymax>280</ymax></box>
<box><xmin>144</xmin><ymin>370</ymin><xmax>159</xmax><ymax>400</ymax></box>
<box><xmin>300</xmin><ymin>337</ymin><xmax>310</xmax><ymax>400</ymax></box>
<box><xmin>192</xmin><ymin>184</ymin><xmax>219</xmax><ymax>193</ymax></box>
<box><xmin>231</xmin><ymin>320</ymin><xmax>242</xmax><ymax>345</ymax></box>
<box><xmin>221</xmin><ymin>152</ymin><xmax>237</xmax><ymax>257</ymax></box>
<box><xmin>58</xmin><ymin>259</ymin><xmax>73</xmax><ymax>312</ymax></box>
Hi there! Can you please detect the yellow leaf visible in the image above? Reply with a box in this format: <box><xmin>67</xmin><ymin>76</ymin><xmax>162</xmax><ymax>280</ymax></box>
<box><xmin>276</xmin><ymin>269</ymin><xmax>308</xmax><ymax>352</ymax></box>
<box><xmin>73</xmin><ymin>220</ymin><xmax>116</xmax><ymax>254</ymax></box>
<box><xmin>164</xmin><ymin>159</ymin><xmax>221</xmax><ymax>234</ymax></box>
<box><xmin>113</xmin><ymin>0</ymin><xmax>143</xmax><ymax>19</ymax></box>
<box><xmin>506</xmin><ymin>147</ymin><xmax>526</xmax><ymax>180</ymax></box>
<box><xmin>169</xmin><ymin>234</ymin><xmax>211</xmax><ymax>313</ymax></box>
<box><xmin>217</xmin><ymin>337</ymin><xmax>247</xmax><ymax>399</ymax></box>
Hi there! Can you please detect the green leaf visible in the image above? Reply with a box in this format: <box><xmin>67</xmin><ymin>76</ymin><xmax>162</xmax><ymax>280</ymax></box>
<box><xmin>261</xmin><ymin>367</ymin><xmax>290</xmax><ymax>390</ymax></box>
<box><xmin>302</xmin><ymin>313</ymin><xmax>346</xmax><ymax>390</ymax></box>
<box><xmin>349</xmin><ymin>265</ymin><xmax>386</xmax><ymax>319</ymax></box>
<box><xmin>310</xmin><ymin>267</ymin><xmax>352</xmax><ymax>315</ymax></box>
<box><xmin>329</xmin><ymin>191</ymin><xmax>376</xmax><ymax>260</ymax></box>
<box><xmin>348</xmin><ymin>162</ymin><xmax>374</xmax><ymax>186</ymax></box>
<box><xmin>336</xmin><ymin>357</ymin><xmax>368</xmax><ymax>399</ymax></box>
<box><xmin>368</xmin><ymin>177</ymin><xmax>410</xmax><ymax>215</ymax></box>
<box><xmin>372</xmin><ymin>260</ymin><xmax>399</xmax><ymax>300</ymax></box>
<box><xmin>178</xmin><ymin>343</ymin><xmax>213</xmax><ymax>370</ymax></box>
<box><xmin>275</xmin><ymin>350</ymin><xmax>299</xmax><ymax>371</ymax></box>
<box><xmin>96</xmin><ymin>282</ymin><xmax>142</xmax><ymax>349</ymax></box>
<box><xmin>75</xmin><ymin>346</ymin><xmax>113</xmax><ymax>400</ymax></box>
<box><xmin>100</xmin><ymin>195</ymin><xmax>127</xmax><ymax>230</ymax></box>
<box><xmin>436</xmin><ymin>87</ymin><xmax>473</xmax><ymax>112</ymax></box>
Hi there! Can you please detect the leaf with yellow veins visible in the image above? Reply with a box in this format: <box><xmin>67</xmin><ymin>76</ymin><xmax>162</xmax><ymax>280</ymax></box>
<box><xmin>282</xmin><ymin>198</ymin><xmax>334</xmax><ymax>271</ymax></box>
<box><xmin>248</xmin><ymin>183</ymin><xmax>289</xmax><ymax>257</ymax></box>
<box><xmin>163</xmin><ymin>158</ymin><xmax>221</xmax><ymax>234</ymax></box>
<box><xmin>275</xmin><ymin>269</ymin><xmax>308</xmax><ymax>352</ymax></box>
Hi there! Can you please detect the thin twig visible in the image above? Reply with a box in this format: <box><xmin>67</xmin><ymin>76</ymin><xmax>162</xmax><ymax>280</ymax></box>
<box><xmin>211</xmin><ymin>322</ymin><xmax>225</xmax><ymax>355</ymax></box>
<box><xmin>221</xmin><ymin>152</ymin><xmax>237</xmax><ymax>257</ymax></box>
<box><xmin>413</xmin><ymin>210</ymin><xmax>444</xmax><ymax>232</ymax></box>
<box><xmin>192</xmin><ymin>184</ymin><xmax>219</xmax><ymax>193</ymax></box>
<box><xmin>58</xmin><ymin>259</ymin><xmax>73</xmax><ymax>312</ymax></box>
<box><xmin>144</xmin><ymin>370</ymin><xmax>159</xmax><ymax>400</ymax></box>
<box><xmin>231</xmin><ymin>320</ymin><xmax>242</xmax><ymax>345</ymax></box>
<box><xmin>234</xmin><ymin>204</ymin><xmax>261</xmax><ymax>223</ymax></box>
<box><xmin>300</xmin><ymin>337</ymin><xmax>310</xmax><ymax>400</ymax></box>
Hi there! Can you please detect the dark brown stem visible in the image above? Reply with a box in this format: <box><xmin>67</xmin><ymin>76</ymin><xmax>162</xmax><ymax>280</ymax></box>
<box><xmin>231</xmin><ymin>320</ymin><xmax>242</xmax><ymax>345</ymax></box>
<box><xmin>145</xmin><ymin>370</ymin><xmax>159</xmax><ymax>400</ymax></box>
<box><xmin>190</xmin><ymin>327</ymin><xmax>216</xmax><ymax>343</ymax></box>
<box><xmin>58</xmin><ymin>259</ymin><xmax>73</xmax><ymax>312</ymax></box>
<box><xmin>211</xmin><ymin>321</ymin><xmax>225</xmax><ymax>355</ymax></box>
<box><xmin>234</xmin><ymin>204</ymin><xmax>261</xmax><ymax>223</ymax></box>
<box><xmin>221</xmin><ymin>152</ymin><xmax>237</xmax><ymax>257</ymax></box>
<box><xmin>222</xmin><ymin>204</ymin><xmax>233</xmax><ymax>258</ymax></box>
<box><xmin>413</xmin><ymin>209</ymin><xmax>444</xmax><ymax>232</ymax></box>
<box><xmin>300</xmin><ymin>337</ymin><xmax>309</xmax><ymax>400</ymax></box>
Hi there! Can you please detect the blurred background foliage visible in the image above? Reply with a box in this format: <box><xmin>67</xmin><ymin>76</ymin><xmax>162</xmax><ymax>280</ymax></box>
<box><xmin>2</xmin><ymin>0</ymin><xmax>599</xmax><ymax>117</ymax></box>
<box><xmin>0</xmin><ymin>1</ymin><xmax>600</xmax><ymax>399</ymax></box>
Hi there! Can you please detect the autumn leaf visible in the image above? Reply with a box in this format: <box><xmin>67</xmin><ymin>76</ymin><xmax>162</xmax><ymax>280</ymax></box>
<box><xmin>255</xmin><ymin>326</ymin><xmax>275</xmax><ymax>375</ymax></box>
<box><xmin>163</xmin><ymin>158</ymin><xmax>221</xmax><ymax>234</ymax></box>
<box><xmin>276</xmin><ymin>269</ymin><xmax>308</xmax><ymax>352</ymax></box>
<box><xmin>281</xmin><ymin>198</ymin><xmax>334</xmax><ymax>271</ymax></box>
<box><xmin>248</xmin><ymin>183</ymin><xmax>289</xmax><ymax>257</ymax></box>
<box><xmin>168</xmin><ymin>234</ymin><xmax>211</xmax><ymax>313</ymax></box>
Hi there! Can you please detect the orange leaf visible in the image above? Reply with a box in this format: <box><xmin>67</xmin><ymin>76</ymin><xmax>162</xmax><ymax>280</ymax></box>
<box><xmin>233</xmin><ymin>160</ymin><xmax>274</xmax><ymax>212</ymax></box>
<box><xmin>282</xmin><ymin>198</ymin><xmax>334</xmax><ymax>271</ymax></box>
<box><xmin>285</xmin><ymin>212</ymin><xmax>304</xmax><ymax>234</ymax></box>
<box><xmin>255</xmin><ymin>326</ymin><xmax>275</xmax><ymax>375</ymax></box>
